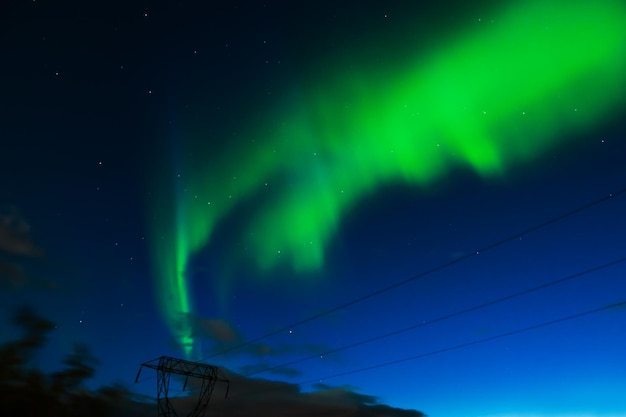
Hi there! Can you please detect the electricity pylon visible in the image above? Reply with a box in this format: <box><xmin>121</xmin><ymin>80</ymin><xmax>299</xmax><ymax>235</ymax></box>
<box><xmin>136</xmin><ymin>356</ymin><xmax>230</xmax><ymax>417</ymax></box>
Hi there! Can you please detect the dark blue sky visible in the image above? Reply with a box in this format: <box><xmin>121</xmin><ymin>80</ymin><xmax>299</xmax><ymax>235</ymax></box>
<box><xmin>1</xmin><ymin>1</ymin><xmax>625</xmax><ymax>416</ymax></box>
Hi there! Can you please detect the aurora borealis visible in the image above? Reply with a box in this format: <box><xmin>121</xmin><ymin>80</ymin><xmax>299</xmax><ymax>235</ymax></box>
<box><xmin>3</xmin><ymin>0</ymin><xmax>626</xmax><ymax>415</ymax></box>
<box><xmin>148</xmin><ymin>0</ymin><xmax>626</xmax><ymax>356</ymax></box>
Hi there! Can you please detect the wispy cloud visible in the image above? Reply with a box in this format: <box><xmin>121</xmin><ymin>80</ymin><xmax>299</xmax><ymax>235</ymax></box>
<box><xmin>185</xmin><ymin>313</ymin><xmax>333</xmax><ymax>365</ymax></box>
<box><xmin>0</xmin><ymin>206</ymin><xmax>44</xmax><ymax>257</ymax></box>
<box><xmin>0</xmin><ymin>206</ymin><xmax>50</xmax><ymax>290</ymax></box>
<box><xmin>194</xmin><ymin>317</ymin><xmax>241</xmax><ymax>343</ymax></box>
<box><xmin>237</xmin><ymin>363</ymin><xmax>302</xmax><ymax>378</ymax></box>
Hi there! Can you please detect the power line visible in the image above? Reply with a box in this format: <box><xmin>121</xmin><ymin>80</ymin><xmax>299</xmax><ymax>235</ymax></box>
<box><xmin>244</xmin><ymin>255</ymin><xmax>626</xmax><ymax>377</ymax></box>
<box><xmin>297</xmin><ymin>301</ymin><xmax>626</xmax><ymax>385</ymax></box>
<box><xmin>145</xmin><ymin>298</ymin><xmax>623</xmax><ymax>401</ymax></box>
<box><xmin>200</xmin><ymin>188</ymin><xmax>626</xmax><ymax>362</ymax></box>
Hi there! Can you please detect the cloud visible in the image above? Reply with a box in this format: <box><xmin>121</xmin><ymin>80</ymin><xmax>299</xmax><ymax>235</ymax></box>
<box><xmin>0</xmin><ymin>206</ymin><xmax>51</xmax><ymax>290</ymax></box>
<box><xmin>237</xmin><ymin>363</ymin><xmax>302</xmax><ymax>378</ymax></box>
<box><xmin>194</xmin><ymin>317</ymin><xmax>241</xmax><ymax>343</ymax></box>
<box><xmin>0</xmin><ymin>261</ymin><xmax>28</xmax><ymax>288</ymax></box>
<box><xmin>0</xmin><ymin>206</ymin><xmax>44</xmax><ymax>258</ymax></box>
<box><xmin>186</xmin><ymin>313</ymin><xmax>333</xmax><ymax>366</ymax></box>
<box><xmin>131</xmin><ymin>368</ymin><xmax>427</xmax><ymax>417</ymax></box>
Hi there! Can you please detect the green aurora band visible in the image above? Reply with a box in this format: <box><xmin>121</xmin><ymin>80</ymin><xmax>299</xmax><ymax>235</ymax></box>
<box><xmin>149</xmin><ymin>0</ymin><xmax>626</xmax><ymax>356</ymax></box>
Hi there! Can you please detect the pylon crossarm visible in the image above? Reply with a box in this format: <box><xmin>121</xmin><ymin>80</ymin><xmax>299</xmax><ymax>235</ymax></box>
<box><xmin>135</xmin><ymin>356</ymin><xmax>230</xmax><ymax>417</ymax></box>
<box><xmin>139</xmin><ymin>356</ymin><xmax>230</xmax><ymax>381</ymax></box>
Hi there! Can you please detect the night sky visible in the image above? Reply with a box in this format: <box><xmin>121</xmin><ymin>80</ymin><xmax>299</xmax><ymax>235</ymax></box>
<box><xmin>2</xmin><ymin>1</ymin><xmax>626</xmax><ymax>416</ymax></box>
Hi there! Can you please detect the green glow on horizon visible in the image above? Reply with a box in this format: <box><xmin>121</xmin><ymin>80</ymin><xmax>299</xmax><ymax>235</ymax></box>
<box><xmin>148</xmin><ymin>0</ymin><xmax>626</xmax><ymax>355</ymax></box>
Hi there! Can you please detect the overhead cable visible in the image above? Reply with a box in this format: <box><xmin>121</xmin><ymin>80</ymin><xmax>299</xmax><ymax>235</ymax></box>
<box><xmin>245</xmin><ymin>255</ymin><xmax>626</xmax><ymax>377</ymax></box>
<box><xmin>201</xmin><ymin>188</ymin><xmax>625</xmax><ymax>361</ymax></box>
<box><xmin>298</xmin><ymin>301</ymin><xmax>626</xmax><ymax>385</ymax></box>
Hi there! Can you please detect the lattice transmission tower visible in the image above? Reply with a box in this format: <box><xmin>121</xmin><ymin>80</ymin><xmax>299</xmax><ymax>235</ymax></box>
<box><xmin>136</xmin><ymin>356</ymin><xmax>230</xmax><ymax>417</ymax></box>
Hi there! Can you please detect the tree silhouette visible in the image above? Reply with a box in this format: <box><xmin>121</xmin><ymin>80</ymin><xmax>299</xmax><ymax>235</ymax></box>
<box><xmin>0</xmin><ymin>306</ymin><xmax>128</xmax><ymax>417</ymax></box>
